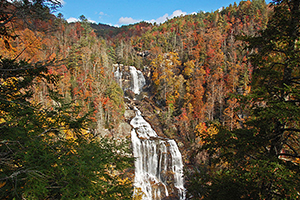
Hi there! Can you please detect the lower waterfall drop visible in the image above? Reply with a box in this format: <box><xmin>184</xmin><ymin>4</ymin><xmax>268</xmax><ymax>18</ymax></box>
<box><xmin>131</xmin><ymin>108</ymin><xmax>186</xmax><ymax>200</ymax></box>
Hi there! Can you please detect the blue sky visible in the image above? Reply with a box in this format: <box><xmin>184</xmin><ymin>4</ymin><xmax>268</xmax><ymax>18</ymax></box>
<box><xmin>56</xmin><ymin>0</ymin><xmax>272</xmax><ymax>27</ymax></box>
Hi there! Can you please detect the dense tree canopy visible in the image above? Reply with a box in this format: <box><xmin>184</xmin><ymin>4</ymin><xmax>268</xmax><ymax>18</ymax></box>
<box><xmin>188</xmin><ymin>0</ymin><xmax>300</xmax><ymax>199</ymax></box>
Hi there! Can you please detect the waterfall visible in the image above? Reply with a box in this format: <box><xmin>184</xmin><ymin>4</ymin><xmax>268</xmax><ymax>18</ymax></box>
<box><xmin>129</xmin><ymin>66</ymin><xmax>146</xmax><ymax>95</ymax></box>
<box><xmin>114</xmin><ymin>66</ymin><xmax>123</xmax><ymax>89</ymax></box>
<box><xmin>131</xmin><ymin>108</ymin><xmax>185</xmax><ymax>199</ymax></box>
<box><xmin>114</xmin><ymin>65</ymin><xmax>145</xmax><ymax>95</ymax></box>
<box><xmin>114</xmin><ymin>64</ymin><xmax>185</xmax><ymax>200</ymax></box>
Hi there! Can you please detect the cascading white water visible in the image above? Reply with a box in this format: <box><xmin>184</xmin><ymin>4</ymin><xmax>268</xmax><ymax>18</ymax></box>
<box><xmin>131</xmin><ymin>108</ymin><xmax>168</xmax><ymax>199</ymax></box>
<box><xmin>129</xmin><ymin>66</ymin><xmax>146</xmax><ymax>95</ymax></box>
<box><xmin>114</xmin><ymin>65</ymin><xmax>185</xmax><ymax>200</ymax></box>
<box><xmin>168</xmin><ymin>140</ymin><xmax>185</xmax><ymax>199</ymax></box>
<box><xmin>131</xmin><ymin>108</ymin><xmax>185</xmax><ymax>199</ymax></box>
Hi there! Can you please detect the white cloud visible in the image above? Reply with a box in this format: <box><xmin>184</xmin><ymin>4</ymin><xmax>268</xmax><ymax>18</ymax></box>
<box><xmin>66</xmin><ymin>17</ymin><xmax>79</xmax><ymax>23</ymax></box>
<box><xmin>152</xmin><ymin>13</ymin><xmax>169</xmax><ymax>24</ymax></box>
<box><xmin>116</xmin><ymin>10</ymin><xmax>189</xmax><ymax>26</ymax></box>
<box><xmin>98</xmin><ymin>11</ymin><xmax>108</xmax><ymax>19</ymax></box>
<box><xmin>66</xmin><ymin>17</ymin><xmax>97</xmax><ymax>24</ymax></box>
<box><xmin>147</xmin><ymin>10</ymin><xmax>187</xmax><ymax>24</ymax></box>
<box><xmin>117</xmin><ymin>10</ymin><xmax>191</xmax><ymax>26</ymax></box>
<box><xmin>118</xmin><ymin>17</ymin><xmax>142</xmax><ymax>25</ymax></box>
<box><xmin>170</xmin><ymin>10</ymin><xmax>187</xmax><ymax>18</ymax></box>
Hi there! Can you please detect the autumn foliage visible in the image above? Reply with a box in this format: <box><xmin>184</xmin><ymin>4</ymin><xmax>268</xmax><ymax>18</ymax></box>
<box><xmin>2</xmin><ymin>0</ymin><xmax>299</xmax><ymax>199</ymax></box>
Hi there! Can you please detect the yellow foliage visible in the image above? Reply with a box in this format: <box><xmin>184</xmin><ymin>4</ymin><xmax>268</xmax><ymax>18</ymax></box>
<box><xmin>133</xmin><ymin>187</ymin><xmax>144</xmax><ymax>200</ymax></box>
<box><xmin>0</xmin><ymin>182</ymin><xmax>6</xmax><ymax>188</ymax></box>
<box><xmin>195</xmin><ymin>123</ymin><xmax>219</xmax><ymax>145</ymax></box>
<box><xmin>183</xmin><ymin>60</ymin><xmax>195</xmax><ymax>77</ymax></box>
<box><xmin>187</xmin><ymin>102</ymin><xmax>194</xmax><ymax>115</ymax></box>
<box><xmin>118</xmin><ymin>177</ymin><xmax>132</xmax><ymax>186</ymax></box>
<box><xmin>207</xmin><ymin>125</ymin><xmax>219</xmax><ymax>138</ymax></box>
<box><xmin>293</xmin><ymin>158</ymin><xmax>300</xmax><ymax>164</ymax></box>
<box><xmin>0</xmin><ymin>118</ymin><xmax>5</xmax><ymax>124</ymax></box>
<box><xmin>195</xmin><ymin>122</ymin><xmax>207</xmax><ymax>137</ymax></box>
<box><xmin>151</xmin><ymin>52</ymin><xmax>181</xmax><ymax>88</ymax></box>
<box><xmin>0</xmin><ymin>110</ymin><xmax>6</xmax><ymax>124</ymax></box>
<box><xmin>195</xmin><ymin>122</ymin><xmax>207</xmax><ymax>145</ymax></box>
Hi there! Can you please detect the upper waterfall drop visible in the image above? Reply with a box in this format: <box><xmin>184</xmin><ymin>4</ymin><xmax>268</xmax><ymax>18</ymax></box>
<box><xmin>129</xmin><ymin>66</ymin><xmax>146</xmax><ymax>95</ymax></box>
<box><xmin>114</xmin><ymin>64</ymin><xmax>146</xmax><ymax>96</ymax></box>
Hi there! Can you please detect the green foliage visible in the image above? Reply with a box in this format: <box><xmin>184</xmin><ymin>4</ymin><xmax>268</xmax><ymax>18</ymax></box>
<box><xmin>193</xmin><ymin>125</ymin><xmax>300</xmax><ymax>199</ymax></box>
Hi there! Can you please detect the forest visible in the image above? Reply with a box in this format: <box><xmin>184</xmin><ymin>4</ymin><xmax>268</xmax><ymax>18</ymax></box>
<box><xmin>0</xmin><ymin>0</ymin><xmax>299</xmax><ymax>199</ymax></box>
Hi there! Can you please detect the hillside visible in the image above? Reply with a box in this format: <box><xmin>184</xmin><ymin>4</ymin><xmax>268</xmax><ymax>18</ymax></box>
<box><xmin>1</xmin><ymin>0</ymin><xmax>300</xmax><ymax>199</ymax></box>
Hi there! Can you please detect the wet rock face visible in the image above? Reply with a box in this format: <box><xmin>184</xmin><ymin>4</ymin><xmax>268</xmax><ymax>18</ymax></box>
<box><xmin>115</xmin><ymin>122</ymin><xmax>132</xmax><ymax>138</ymax></box>
<box><xmin>124</xmin><ymin>109</ymin><xmax>135</xmax><ymax>121</ymax></box>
